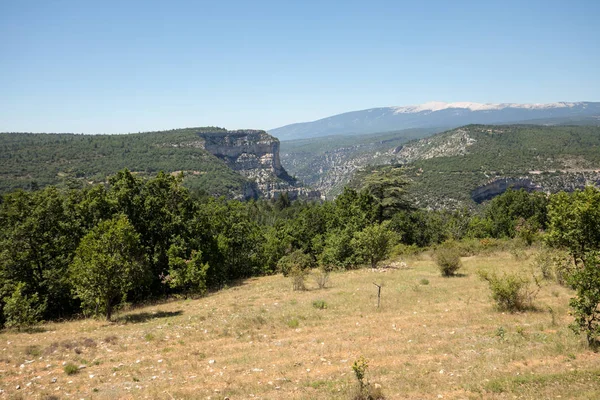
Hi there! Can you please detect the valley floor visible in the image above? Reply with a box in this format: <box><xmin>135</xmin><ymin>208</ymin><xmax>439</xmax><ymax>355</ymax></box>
<box><xmin>1</xmin><ymin>251</ymin><xmax>599</xmax><ymax>399</ymax></box>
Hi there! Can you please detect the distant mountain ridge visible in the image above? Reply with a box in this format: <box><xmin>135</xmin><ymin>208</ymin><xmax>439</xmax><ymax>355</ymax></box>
<box><xmin>270</xmin><ymin>101</ymin><xmax>600</xmax><ymax>140</ymax></box>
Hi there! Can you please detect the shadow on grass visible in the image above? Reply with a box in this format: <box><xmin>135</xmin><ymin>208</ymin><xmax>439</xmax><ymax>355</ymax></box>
<box><xmin>115</xmin><ymin>310</ymin><xmax>183</xmax><ymax>324</ymax></box>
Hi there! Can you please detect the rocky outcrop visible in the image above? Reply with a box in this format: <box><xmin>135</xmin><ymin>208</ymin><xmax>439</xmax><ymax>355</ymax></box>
<box><xmin>198</xmin><ymin>130</ymin><xmax>321</xmax><ymax>200</ymax></box>
<box><xmin>471</xmin><ymin>178</ymin><xmax>540</xmax><ymax>203</ymax></box>
<box><xmin>471</xmin><ymin>172</ymin><xmax>600</xmax><ymax>204</ymax></box>
<box><xmin>394</xmin><ymin>129</ymin><xmax>476</xmax><ymax>163</ymax></box>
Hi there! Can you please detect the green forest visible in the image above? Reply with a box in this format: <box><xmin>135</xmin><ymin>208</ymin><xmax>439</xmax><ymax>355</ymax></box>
<box><xmin>0</xmin><ymin>128</ymin><xmax>251</xmax><ymax>197</ymax></box>
<box><xmin>2</xmin><ymin>167</ymin><xmax>600</xmax><ymax>347</ymax></box>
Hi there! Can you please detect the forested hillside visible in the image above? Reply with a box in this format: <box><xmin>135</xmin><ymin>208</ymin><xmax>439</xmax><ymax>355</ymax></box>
<box><xmin>286</xmin><ymin>124</ymin><xmax>600</xmax><ymax>206</ymax></box>
<box><xmin>0</xmin><ymin>128</ymin><xmax>252</xmax><ymax>197</ymax></box>
<box><xmin>396</xmin><ymin>125</ymin><xmax>600</xmax><ymax>208</ymax></box>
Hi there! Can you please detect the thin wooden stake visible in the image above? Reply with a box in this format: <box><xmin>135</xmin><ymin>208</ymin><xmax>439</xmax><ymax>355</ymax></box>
<box><xmin>373</xmin><ymin>283</ymin><xmax>382</xmax><ymax>308</ymax></box>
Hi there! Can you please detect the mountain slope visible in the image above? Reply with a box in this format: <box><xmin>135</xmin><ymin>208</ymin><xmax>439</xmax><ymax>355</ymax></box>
<box><xmin>270</xmin><ymin>101</ymin><xmax>600</xmax><ymax>140</ymax></box>
<box><xmin>280</xmin><ymin>128</ymin><xmax>440</xmax><ymax>197</ymax></box>
<box><xmin>0</xmin><ymin>128</ymin><xmax>309</xmax><ymax>199</ymax></box>
<box><xmin>391</xmin><ymin>125</ymin><xmax>600</xmax><ymax>208</ymax></box>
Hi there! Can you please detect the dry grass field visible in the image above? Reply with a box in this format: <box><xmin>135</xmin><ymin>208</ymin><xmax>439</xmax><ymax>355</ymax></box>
<box><xmin>1</xmin><ymin>250</ymin><xmax>599</xmax><ymax>399</ymax></box>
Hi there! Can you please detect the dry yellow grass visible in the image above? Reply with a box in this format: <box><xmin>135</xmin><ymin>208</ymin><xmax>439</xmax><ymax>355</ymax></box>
<box><xmin>1</xmin><ymin>251</ymin><xmax>599</xmax><ymax>399</ymax></box>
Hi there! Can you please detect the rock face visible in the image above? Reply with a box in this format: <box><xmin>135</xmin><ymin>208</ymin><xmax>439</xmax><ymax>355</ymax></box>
<box><xmin>471</xmin><ymin>178</ymin><xmax>540</xmax><ymax>203</ymax></box>
<box><xmin>198</xmin><ymin>130</ymin><xmax>320</xmax><ymax>200</ymax></box>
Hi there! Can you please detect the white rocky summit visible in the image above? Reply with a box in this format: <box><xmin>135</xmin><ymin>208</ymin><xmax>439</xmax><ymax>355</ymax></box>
<box><xmin>270</xmin><ymin>101</ymin><xmax>599</xmax><ymax>140</ymax></box>
<box><xmin>392</xmin><ymin>101</ymin><xmax>581</xmax><ymax>114</ymax></box>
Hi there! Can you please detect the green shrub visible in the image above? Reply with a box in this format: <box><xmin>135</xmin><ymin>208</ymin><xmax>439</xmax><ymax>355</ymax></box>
<box><xmin>351</xmin><ymin>356</ymin><xmax>386</xmax><ymax>400</ymax></box>
<box><xmin>509</xmin><ymin>239</ymin><xmax>528</xmax><ymax>260</ymax></box>
<box><xmin>25</xmin><ymin>345</ymin><xmax>42</xmax><ymax>357</ymax></box>
<box><xmin>419</xmin><ymin>278</ymin><xmax>430</xmax><ymax>285</ymax></box>
<box><xmin>351</xmin><ymin>222</ymin><xmax>396</xmax><ymax>269</ymax></box>
<box><xmin>435</xmin><ymin>247</ymin><xmax>462</xmax><ymax>277</ymax></box>
<box><xmin>479</xmin><ymin>271</ymin><xmax>539</xmax><ymax>312</ymax></box>
<box><xmin>286</xmin><ymin>317</ymin><xmax>300</xmax><ymax>328</ymax></box>
<box><xmin>568</xmin><ymin>253</ymin><xmax>600</xmax><ymax>348</ymax></box>
<box><xmin>290</xmin><ymin>266</ymin><xmax>309</xmax><ymax>291</ymax></box>
<box><xmin>319</xmin><ymin>229</ymin><xmax>357</xmax><ymax>269</ymax></box>
<box><xmin>352</xmin><ymin>356</ymin><xmax>368</xmax><ymax>392</ymax></box>
<box><xmin>64</xmin><ymin>362</ymin><xmax>79</xmax><ymax>375</ymax></box>
<box><xmin>2</xmin><ymin>282</ymin><xmax>45</xmax><ymax>330</ymax></box>
<box><xmin>277</xmin><ymin>250</ymin><xmax>313</xmax><ymax>277</ymax></box>
<box><xmin>532</xmin><ymin>247</ymin><xmax>573</xmax><ymax>285</ymax></box>
<box><xmin>312</xmin><ymin>300</ymin><xmax>327</xmax><ymax>309</ymax></box>
<box><xmin>390</xmin><ymin>243</ymin><xmax>422</xmax><ymax>257</ymax></box>
<box><xmin>277</xmin><ymin>250</ymin><xmax>313</xmax><ymax>291</ymax></box>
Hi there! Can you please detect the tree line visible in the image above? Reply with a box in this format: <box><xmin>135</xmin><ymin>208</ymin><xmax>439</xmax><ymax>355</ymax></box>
<box><xmin>1</xmin><ymin>168</ymin><xmax>599</xmax><ymax>346</ymax></box>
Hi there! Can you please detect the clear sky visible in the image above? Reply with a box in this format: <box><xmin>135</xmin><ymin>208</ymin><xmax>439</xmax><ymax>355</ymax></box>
<box><xmin>1</xmin><ymin>0</ymin><xmax>599</xmax><ymax>133</ymax></box>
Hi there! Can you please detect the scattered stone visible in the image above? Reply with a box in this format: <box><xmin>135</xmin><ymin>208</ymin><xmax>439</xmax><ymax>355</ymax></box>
<box><xmin>16</xmin><ymin>385</ymin><xmax>20</xmax><ymax>390</ymax></box>
<box><xmin>51</xmin><ymin>378</ymin><xmax>57</xmax><ymax>383</ymax></box>
<box><xmin>208</xmin><ymin>359</ymin><xmax>215</xmax><ymax>364</ymax></box>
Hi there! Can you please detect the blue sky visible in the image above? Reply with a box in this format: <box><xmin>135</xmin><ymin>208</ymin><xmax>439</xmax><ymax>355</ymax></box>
<box><xmin>1</xmin><ymin>0</ymin><xmax>599</xmax><ymax>133</ymax></box>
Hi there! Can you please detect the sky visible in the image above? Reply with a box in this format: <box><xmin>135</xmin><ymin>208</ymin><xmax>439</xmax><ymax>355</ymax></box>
<box><xmin>1</xmin><ymin>0</ymin><xmax>599</xmax><ymax>134</ymax></box>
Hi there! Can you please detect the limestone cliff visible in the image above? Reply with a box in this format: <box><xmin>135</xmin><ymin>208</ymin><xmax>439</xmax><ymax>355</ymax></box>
<box><xmin>198</xmin><ymin>130</ymin><xmax>320</xmax><ymax>200</ymax></box>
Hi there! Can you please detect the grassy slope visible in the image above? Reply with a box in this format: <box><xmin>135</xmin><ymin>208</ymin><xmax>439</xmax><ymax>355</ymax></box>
<box><xmin>0</xmin><ymin>128</ymin><xmax>251</xmax><ymax>197</ymax></box>
<box><xmin>2</xmin><ymin>251</ymin><xmax>599</xmax><ymax>399</ymax></box>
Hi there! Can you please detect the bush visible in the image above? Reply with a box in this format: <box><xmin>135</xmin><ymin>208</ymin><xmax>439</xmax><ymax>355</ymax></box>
<box><xmin>70</xmin><ymin>215</ymin><xmax>148</xmax><ymax>320</ymax></box>
<box><xmin>532</xmin><ymin>246</ymin><xmax>574</xmax><ymax>285</ymax></box>
<box><xmin>390</xmin><ymin>243</ymin><xmax>422</xmax><ymax>258</ymax></box>
<box><xmin>479</xmin><ymin>271</ymin><xmax>539</xmax><ymax>312</ymax></box>
<box><xmin>286</xmin><ymin>317</ymin><xmax>300</xmax><ymax>328</ymax></box>
<box><xmin>64</xmin><ymin>362</ymin><xmax>79</xmax><ymax>375</ymax></box>
<box><xmin>312</xmin><ymin>300</ymin><xmax>327</xmax><ymax>309</ymax></box>
<box><xmin>313</xmin><ymin>268</ymin><xmax>330</xmax><ymax>289</ymax></box>
<box><xmin>351</xmin><ymin>356</ymin><xmax>386</xmax><ymax>400</ymax></box>
<box><xmin>319</xmin><ymin>229</ymin><xmax>357</xmax><ymax>269</ymax></box>
<box><xmin>568</xmin><ymin>253</ymin><xmax>600</xmax><ymax>348</ymax></box>
<box><xmin>2</xmin><ymin>283</ymin><xmax>45</xmax><ymax>330</ymax></box>
<box><xmin>351</xmin><ymin>222</ymin><xmax>396</xmax><ymax>268</ymax></box>
<box><xmin>290</xmin><ymin>266</ymin><xmax>309</xmax><ymax>291</ymax></box>
<box><xmin>277</xmin><ymin>250</ymin><xmax>313</xmax><ymax>277</ymax></box>
<box><xmin>277</xmin><ymin>250</ymin><xmax>313</xmax><ymax>291</ymax></box>
<box><xmin>435</xmin><ymin>247</ymin><xmax>462</xmax><ymax>277</ymax></box>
